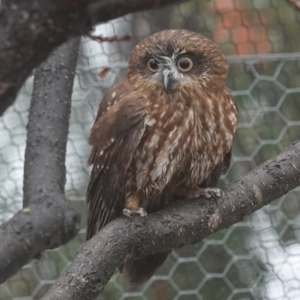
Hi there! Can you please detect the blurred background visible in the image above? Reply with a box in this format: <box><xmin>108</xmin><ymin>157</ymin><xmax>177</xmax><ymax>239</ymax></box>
<box><xmin>1</xmin><ymin>0</ymin><xmax>300</xmax><ymax>299</ymax></box>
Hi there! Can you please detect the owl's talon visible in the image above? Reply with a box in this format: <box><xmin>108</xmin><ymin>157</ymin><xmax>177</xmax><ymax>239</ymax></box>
<box><xmin>196</xmin><ymin>188</ymin><xmax>224</xmax><ymax>199</ymax></box>
<box><xmin>123</xmin><ymin>209</ymin><xmax>132</xmax><ymax>219</ymax></box>
<box><xmin>137</xmin><ymin>207</ymin><xmax>147</xmax><ymax>217</ymax></box>
<box><xmin>123</xmin><ymin>207</ymin><xmax>147</xmax><ymax>218</ymax></box>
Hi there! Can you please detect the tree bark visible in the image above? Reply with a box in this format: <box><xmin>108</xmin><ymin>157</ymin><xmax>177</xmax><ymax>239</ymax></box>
<box><xmin>43</xmin><ymin>141</ymin><xmax>300</xmax><ymax>300</ymax></box>
<box><xmin>0</xmin><ymin>38</ymin><xmax>81</xmax><ymax>284</ymax></box>
<box><xmin>0</xmin><ymin>0</ymin><xmax>189</xmax><ymax>116</ymax></box>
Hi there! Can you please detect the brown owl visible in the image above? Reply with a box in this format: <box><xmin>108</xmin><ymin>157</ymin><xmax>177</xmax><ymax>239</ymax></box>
<box><xmin>86</xmin><ymin>29</ymin><xmax>237</xmax><ymax>288</ymax></box>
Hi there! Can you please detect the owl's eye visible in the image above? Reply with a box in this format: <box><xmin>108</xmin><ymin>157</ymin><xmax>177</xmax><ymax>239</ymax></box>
<box><xmin>147</xmin><ymin>58</ymin><xmax>159</xmax><ymax>72</ymax></box>
<box><xmin>177</xmin><ymin>57</ymin><xmax>193</xmax><ymax>72</ymax></box>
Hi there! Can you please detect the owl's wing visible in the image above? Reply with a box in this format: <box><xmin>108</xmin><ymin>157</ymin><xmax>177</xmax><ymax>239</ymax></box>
<box><xmin>86</xmin><ymin>84</ymin><xmax>147</xmax><ymax>240</ymax></box>
<box><xmin>199</xmin><ymin>150</ymin><xmax>232</xmax><ymax>189</ymax></box>
<box><xmin>200</xmin><ymin>90</ymin><xmax>235</xmax><ymax>188</ymax></box>
<box><xmin>221</xmin><ymin>91</ymin><xmax>236</xmax><ymax>175</ymax></box>
<box><xmin>221</xmin><ymin>150</ymin><xmax>232</xmax><ymax>174</ymax></box>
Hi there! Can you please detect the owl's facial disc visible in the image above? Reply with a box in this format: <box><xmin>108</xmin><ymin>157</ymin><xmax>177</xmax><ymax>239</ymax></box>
<box><xmin>149</xmin><ymin>62</ymin><xmax>178</xmax><ymax>92</ymax></box>
<box><xmin>147</xmin><ymin>53</ymin><xmax>193</xmax><ymax>93</ymax></box>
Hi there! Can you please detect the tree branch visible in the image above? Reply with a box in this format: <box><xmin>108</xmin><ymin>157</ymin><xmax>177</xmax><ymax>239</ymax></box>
<box><xmin>43</xmin><ymin>141</ymin><xmax>300</xmax><ymax>300</ymax></box>
<box><xmin>287</xmin><ymin>0</ymin><xmax>300</xmax><ymax>11</ymax></box>
<box><xmin>23</xmin><ymin>37</ymin><xmax>80</xmax><ymax>206</ymax></box>
<box><xmin>0</xmin><ymin>38</ymin><xmax>81</xmax><ymax>284</ymax></box>
<box><xmin>0</xmin><ymin>0</ymin><xmax>189</xmax><ymax>116</ymax></box>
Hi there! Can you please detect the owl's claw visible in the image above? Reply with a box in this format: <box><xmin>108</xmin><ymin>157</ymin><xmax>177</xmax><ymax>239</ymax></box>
<box><xmin>123</xmin><ymin>207</ymin><xmax>147</xmax><ymax>219</ymax></box>
<box><xmin>196</xmin><ymin>187</ymin><xmax>224</xmax><ymax>199</ymax></box>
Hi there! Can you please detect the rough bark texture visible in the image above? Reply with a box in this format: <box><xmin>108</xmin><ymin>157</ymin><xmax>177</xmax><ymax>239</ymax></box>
<box><xmin>0</xmin><ymin>0</ymin><xmax>189</xmax><ymax>116</ymax></box>
<box><xmin>43</xmin><ymin>141</ymin><xmax>300</xmax><ymax>300</ymax></box>
<box><xmin>23</xmin><ymin>37</ymin><xmax>80</xmax><ymax>206</ymax></box>
<box><xmin>0</xmin><ymin>38</ymin><xmax>81</xmax><ymax>284</ymax></box>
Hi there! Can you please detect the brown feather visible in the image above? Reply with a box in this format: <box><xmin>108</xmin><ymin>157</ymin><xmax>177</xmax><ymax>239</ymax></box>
<box><xmin>86</xmin><ymin>29</ymin><xmax>238</xmax><ymax>286</ymax></box>
<box><xmin>86</xmin><ymin>83</ymin><xmax>147</xmax><ymax>240</ymax></box>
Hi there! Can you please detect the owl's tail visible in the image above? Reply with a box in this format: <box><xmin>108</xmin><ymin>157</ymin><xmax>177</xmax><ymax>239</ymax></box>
<box><xmin>124</xmin><ymin>251</ymin><xmax>171</xmax><ymax>289</ymax></box>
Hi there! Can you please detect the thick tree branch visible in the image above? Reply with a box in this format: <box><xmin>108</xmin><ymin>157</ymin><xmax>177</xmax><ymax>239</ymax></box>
<box><xmin>23</xmin><ymin>37</ymin><xmax>80</xmax><ymax>206</ymax></box>
<box><xmin>0</xmin><ymin>0</ymin><xmax>189</xmax><ymax>116</ymax></box>
<box><xmin>43</xmin><ymin>141</ymin><xmax>300</xmax><ymax>300</ymax></box>
<box><xmin>0</xmin><ymin>38</ymin><xmax>81</xmax><ymax>284</ymax></box>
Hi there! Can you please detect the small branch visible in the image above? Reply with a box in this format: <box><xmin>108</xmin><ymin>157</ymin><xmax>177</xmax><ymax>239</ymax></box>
<box><xmin>287</xmin><ymin>0</ymin><xmax>300</xmax><ymax>11</ymax></box>
<box><xmin>0</xmin><ymin>0</ymin><xmax>190</xmax><ymax>116</ymax></box>
<box><xmin>0</xmin><ymin>38</ymin><xmax>81</xmax><ymax>284</ymax></box>
<box><xmin>43</xmin><ymin>141</ymin><xmax>300</xmax><ymax>300</ymax></box>
<box><xmin>85</xmin><ymin>33</ymin><xmax>131</xmax><ymax>43</ymax></box>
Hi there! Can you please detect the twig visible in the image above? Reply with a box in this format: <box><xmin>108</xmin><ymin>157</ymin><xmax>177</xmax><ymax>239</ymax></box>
<box><xmin>287</xmin><ymin>0</ymin><xmax>300</xmax><ymax>11</ymax></box>
<box><xmin>85</xmin><ymin>33</ymin><xmax>131</xmax><ymax>43</ymax></box>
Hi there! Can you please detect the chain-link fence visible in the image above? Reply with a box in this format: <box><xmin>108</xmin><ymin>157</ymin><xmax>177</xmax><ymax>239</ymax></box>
<box><xmin>1</xmin><ymin>0</ymin><xmax>300</xmax><ymax>299</ymax></box>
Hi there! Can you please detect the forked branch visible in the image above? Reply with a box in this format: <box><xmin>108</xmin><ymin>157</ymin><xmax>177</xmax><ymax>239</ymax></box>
<box><xmin>0</xmin><ymin>0</ymin><xmax>190</xmax><ymax>115</ymax></box>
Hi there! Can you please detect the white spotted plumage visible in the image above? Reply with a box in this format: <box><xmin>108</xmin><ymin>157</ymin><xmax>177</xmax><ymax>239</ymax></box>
<box><xmin>87</xmin><ymin>29</ymin><xmax>237</xmax><ymax>287</ymax></box>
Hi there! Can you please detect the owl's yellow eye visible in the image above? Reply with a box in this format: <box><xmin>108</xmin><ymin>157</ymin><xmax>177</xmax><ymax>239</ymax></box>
<box><xmin>147</xmin><ymin>58</ymin><xmax>159</xmax><ymax>72</ymax></box>
<box><xmin>177</xmin><ymin>57</ymin><xmax>193</xmax><ymax>72</ymax></box>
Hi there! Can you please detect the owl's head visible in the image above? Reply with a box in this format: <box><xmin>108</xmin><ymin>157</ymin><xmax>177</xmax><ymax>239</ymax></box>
<box><xmin>127</xmin><ymin>29</ymin><xmax>228</xmax><ymax>94</ymax></box>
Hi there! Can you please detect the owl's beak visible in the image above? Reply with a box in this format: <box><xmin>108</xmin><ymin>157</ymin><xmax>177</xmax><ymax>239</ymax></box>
<box><xmin>163</xmin><ymin>69</ymin><xmax>175</xmax><ymax>92</ymax></box>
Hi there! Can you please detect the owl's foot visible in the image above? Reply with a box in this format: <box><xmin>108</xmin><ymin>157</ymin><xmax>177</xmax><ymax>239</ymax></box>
<box><xmin>196</xmin><ymin>187</ymin><xmax>224</xmax><ymax>199</ymax></box>
<box><xmin>124</xmin><ymin>194</ymin><xmax>147</xmax><ymax>219</ymax></box>
<box><xmin>123</xmin><ymin>207</ymin><xmax>147</xmax><ymax>218</ymax></box>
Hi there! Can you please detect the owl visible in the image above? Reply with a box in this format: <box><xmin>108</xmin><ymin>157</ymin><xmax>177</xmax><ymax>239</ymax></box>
<box><xmin>86</xmin><ymin>29</ymin><xmax>237</xmax><ymax>288</ymax></box>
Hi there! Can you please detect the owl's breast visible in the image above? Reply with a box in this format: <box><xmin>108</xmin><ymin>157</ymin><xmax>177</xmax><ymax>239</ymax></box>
<box><xmin>129</xmin><ymin>105</ymin><xmax>186</xmax><ymax>191</ymax></box>
<box><xmin>132</xmin><ymin>105</ymin><xmax>202</xmax><ymax>194</ymax></box>
<box><xmin>130</xmin><ymin>91</ymin><xmax>236</xmax><ymax>200</ymax></box>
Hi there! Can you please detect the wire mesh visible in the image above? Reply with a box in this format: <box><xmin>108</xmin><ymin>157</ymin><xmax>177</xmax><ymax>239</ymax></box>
<box><xmin>1</xmin><ymin>0</ymin><xmax>300</xmax><ymax>299</ymax></box>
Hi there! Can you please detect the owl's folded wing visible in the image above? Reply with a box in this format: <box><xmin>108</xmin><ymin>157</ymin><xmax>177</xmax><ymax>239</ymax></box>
<box><xmin>86</xmin><ymin>88</ymin><xmax>147</xmax><ymax>240</ymax></box>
